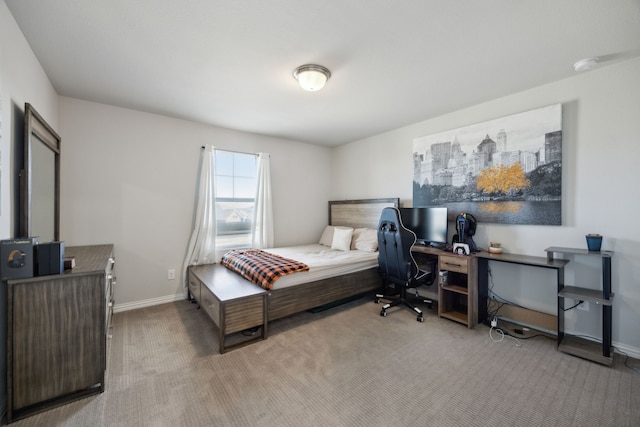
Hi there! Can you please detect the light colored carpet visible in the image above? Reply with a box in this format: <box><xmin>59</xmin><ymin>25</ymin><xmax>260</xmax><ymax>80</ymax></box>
<box><xmin>9</xmin><ymin>296</ymin><xmax>640</xmax><ymax>426</ymax></box>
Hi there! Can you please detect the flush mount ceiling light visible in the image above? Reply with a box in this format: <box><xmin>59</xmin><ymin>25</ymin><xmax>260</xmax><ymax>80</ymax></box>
<box><xmin>293</xmin><ymin>64</ymin><xmax>331</xmax><ymax>91</ymax></box>
<box><xmin>573</xmin><ymin>57</ymin><xmax>599</xmax><ymax>72</ymax></box>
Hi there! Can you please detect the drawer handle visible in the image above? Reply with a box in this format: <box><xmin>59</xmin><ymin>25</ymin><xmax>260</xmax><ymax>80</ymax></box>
<box><xmin>443</xmin><ymin>262</ymin><xmax>461</xmax><ymax>267</ymax></box>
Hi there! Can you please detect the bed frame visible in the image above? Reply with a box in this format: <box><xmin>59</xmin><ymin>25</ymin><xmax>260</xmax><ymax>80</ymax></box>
<box><xmin>187</xmin><ymin>198</ymin><xmax>399</xmax><ymax>353</ymax></box>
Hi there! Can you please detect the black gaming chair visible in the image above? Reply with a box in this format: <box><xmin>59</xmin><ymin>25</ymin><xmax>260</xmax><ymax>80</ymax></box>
<box><xmin>375</xmin><ymin>207</ymin><xmax>435</xmax><ymax>322</ymax></box>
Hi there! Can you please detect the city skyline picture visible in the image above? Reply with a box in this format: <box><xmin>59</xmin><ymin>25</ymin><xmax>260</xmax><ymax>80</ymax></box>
<box><xmin>412</xmin><ymin>104</ymin><xmax>562</xmax><ymax>225</ymax></box>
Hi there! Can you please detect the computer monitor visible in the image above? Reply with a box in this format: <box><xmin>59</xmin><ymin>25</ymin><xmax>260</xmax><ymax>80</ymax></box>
<box><xmin>399</xmin><ymin>206</ymin><xmax>449</xmax><ymax>248</ymax></box>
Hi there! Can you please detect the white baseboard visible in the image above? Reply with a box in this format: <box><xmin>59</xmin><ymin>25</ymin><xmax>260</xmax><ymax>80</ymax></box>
<box><xmin>113</xmin><ymin>292</ymin><xmax>187</xmax><ymax>313</ymax></box>
<box><xmin>613</xmin><ymin>341</ymin><xmax>640</xmax><ymax>360</ymax></box>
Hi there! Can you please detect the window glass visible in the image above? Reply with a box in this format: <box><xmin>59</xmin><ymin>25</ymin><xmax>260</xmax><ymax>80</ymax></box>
<box><xmin>215</xmin><ymin>151</ymin><xmax>234</xmax><ymax>176</ymax></box>
<box><xmin>214</xmin><ymin>150</ymin><xmax>257</xmax><ymax>248</ymax></box>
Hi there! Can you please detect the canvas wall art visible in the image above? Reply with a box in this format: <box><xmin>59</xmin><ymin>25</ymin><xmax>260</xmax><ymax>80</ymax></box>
<box><xmin>413</xmin><ymin>104</ymin><xmax>562</xmax><ymax>225</ymax></box>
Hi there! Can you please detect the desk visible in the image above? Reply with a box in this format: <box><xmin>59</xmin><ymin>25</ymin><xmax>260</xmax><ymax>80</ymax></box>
<box><xmin>475</xmin><ymin>251</ymin><xmax>569</xmax><ymax>329</ymax></box>
<box><xmin>411</xmin><ymin>247</ymin><xmax>570</xmax><ymax>330</ymax></box>
<box><xmin>411</xmin><ymin>247</ymin><xmax>614</xmax><ymax>365</ymax></box>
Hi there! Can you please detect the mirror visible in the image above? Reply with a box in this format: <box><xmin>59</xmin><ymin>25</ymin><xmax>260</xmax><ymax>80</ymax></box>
<box><xmin>20</xmin><ymin>103</ymin><xmax>61</xmax><ymax>242</ymax></box>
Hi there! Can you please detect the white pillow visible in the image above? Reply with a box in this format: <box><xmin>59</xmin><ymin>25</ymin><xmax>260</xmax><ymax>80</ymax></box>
<box><xmin>351</xmin><ymin>228</ymin><xmax>378</xmax><ymax>252</ymax></box>
<box><xmin>319</xmin><ymin>225</ymin><xmax>335</xmax><ymax>246</ymax></box>
<box><xmin>331</xmin><ymin>227</ymin><xmax>353</xmax><ymax>251</ymax></box>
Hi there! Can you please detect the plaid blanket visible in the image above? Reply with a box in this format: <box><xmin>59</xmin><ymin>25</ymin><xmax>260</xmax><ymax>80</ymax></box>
<box><xmin>220</xmin><ymin>249</ymin><xmax>309</xmax><ymax>290</ymax></box>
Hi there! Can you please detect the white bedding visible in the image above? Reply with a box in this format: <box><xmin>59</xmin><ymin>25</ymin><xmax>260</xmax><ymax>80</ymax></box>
<box><xmin>263</xmin><ymin>244</ymin><xmax>379</xmax><ymax>289</ymax></box>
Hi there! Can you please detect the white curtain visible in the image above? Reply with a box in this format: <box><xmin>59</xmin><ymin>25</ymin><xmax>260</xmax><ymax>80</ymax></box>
<box><xmin>251</xmin><ymin>153</ymin><xmax>274</xmax><ymax>248</ymax></box>
<box><xmin>182</xmin><ymin>145</ymin><xmax>217</xmax><ymax>292</ymax></box>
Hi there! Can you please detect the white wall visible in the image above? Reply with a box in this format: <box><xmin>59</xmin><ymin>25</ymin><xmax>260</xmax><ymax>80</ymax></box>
<box><xmin>59</xmin><ymin>97</ymin><xmax>332</xmax><ymax>309</ymax></box>
<box><xmin>331</xmin><ymin>58</ymin><xmax>640</xmax><ymax>356</ymax></box>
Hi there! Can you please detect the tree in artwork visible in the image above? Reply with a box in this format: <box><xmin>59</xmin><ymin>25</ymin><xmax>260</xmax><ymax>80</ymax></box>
<box><xmin>476</xmin><ymin>163</ymin><xmax>530</xmax><ymax>197</ymax></box>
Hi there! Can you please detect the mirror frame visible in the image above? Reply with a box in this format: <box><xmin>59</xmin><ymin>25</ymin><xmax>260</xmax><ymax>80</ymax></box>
<box><xmin>20</xmin><ymin>103</ymin><xmax>61</xmax><ymax>242</ymax></box>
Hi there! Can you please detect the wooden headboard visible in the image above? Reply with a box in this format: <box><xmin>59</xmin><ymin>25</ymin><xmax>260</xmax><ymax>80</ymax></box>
<box><xmin>329</xmin><ymin>198</ymin><xmax>400</xmax><ymax>229</ymax></box>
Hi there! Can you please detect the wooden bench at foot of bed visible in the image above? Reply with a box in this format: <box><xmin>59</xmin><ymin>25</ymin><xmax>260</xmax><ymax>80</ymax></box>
<box><xmin>187</xmin><ymin>263</ymin><xmax>382</xmax><ymax>353</ymax></box>
<box><xmin>188</xmin><ymin>264</ymin><xmax>268</xmax><ymax>353</ymax></box>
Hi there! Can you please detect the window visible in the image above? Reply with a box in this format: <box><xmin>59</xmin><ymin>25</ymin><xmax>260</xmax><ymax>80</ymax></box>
<box><xmin>215</xmin><ymin>150</ymin><xmax>257</xmax><ymax>248</ymax></box>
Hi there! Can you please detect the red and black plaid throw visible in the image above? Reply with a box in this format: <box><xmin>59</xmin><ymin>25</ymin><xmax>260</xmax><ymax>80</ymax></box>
<box><xmin>220</xmin><ymin>249</ymin><xmax>309</xmax><ymax>290</ymax></box>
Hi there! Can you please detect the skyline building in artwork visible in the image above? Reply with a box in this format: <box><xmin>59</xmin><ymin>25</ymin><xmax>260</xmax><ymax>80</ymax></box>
<box><xmin>414</xmin><ymin>128</ymin><xmax>561</xmax><ymax>187</ymax></box>
<box><xmin>496</xmin><ymin>128</ymin><xmax>507</xmax><ymax>152</ymax></box>
<box><xmin>545</xmin><ymin>130</ymin><xmax>562</xmax><ymax>163</ymax></box>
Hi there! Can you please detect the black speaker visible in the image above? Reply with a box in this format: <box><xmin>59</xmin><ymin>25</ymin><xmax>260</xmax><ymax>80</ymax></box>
<box><xmin>0</xmin><ymin>238</ymin><xmax>36</xmax><ymax>280</ymax></box>
<box><xmin>35</xmin><ymin>241</ymin><xmax>65</xmax><ymax>276</ymax></box>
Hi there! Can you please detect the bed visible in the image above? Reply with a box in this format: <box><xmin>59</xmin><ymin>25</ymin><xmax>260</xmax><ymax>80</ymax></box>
<box><xmin>187</xmin><ymin>198</ymin><xmax>399</xmax><ymax>353</ymax></box>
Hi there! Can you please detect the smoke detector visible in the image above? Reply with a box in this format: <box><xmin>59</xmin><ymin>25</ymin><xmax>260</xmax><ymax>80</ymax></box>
<box><xmin>573</xmin><ymin>58</ymin><xmax>599</xmax><ymax>72</ymax></box>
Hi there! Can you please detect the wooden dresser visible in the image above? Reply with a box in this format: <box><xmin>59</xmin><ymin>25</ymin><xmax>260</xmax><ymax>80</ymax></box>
<box><xmin>6</xmin><ymin>244</ymin><xmax>115</xmax><ymax>423</ymax></box>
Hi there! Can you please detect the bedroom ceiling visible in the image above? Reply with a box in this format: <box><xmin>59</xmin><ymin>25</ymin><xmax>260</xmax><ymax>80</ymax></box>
<box><xmin>6</xmin><ymin>0</ymin><xmax>640</xmax><ymax>147</ymax></box>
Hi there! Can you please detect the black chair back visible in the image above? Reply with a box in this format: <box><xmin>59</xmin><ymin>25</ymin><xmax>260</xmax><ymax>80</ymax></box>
<box><xmin>377</xmin><ymin>207</ymin><xmax>419</xmax><ymax>286</ymax></box>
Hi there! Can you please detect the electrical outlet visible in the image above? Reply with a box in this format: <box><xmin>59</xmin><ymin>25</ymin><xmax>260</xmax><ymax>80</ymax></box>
<box><xmin>577</xmin><ymin>300</ymin><xmax>589</xmax><ymax>311</ymax></box>
<box><xmin>168</xmin><ymin>269</ymin><xmax>176</xmax><ymax>280</ymax></box>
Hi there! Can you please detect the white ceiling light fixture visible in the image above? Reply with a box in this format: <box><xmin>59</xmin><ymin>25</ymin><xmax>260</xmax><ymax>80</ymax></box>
<box><xmin>293</xmin><ymin>64</ymin><xmax>331</xmax><ymax>91</ymax></box>
<box><xmin>573</xmin><ymin>57</ymin><xmax>599</xmax><ymax>72</ymax></box>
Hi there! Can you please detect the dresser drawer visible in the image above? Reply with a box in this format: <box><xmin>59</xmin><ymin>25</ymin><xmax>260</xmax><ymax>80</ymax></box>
<box><xmin>225</xmin><ymin>295</ymin><xmax>265</xmax><ymax>334</ymax></box>
<box><xmin>439</xmin><ymin>254</ymin><xmax>468</xmax><ymax>274</ymax></box>
<box><xmin>200</xmin><ymin>285</ymin><xmax>221</xmax><ymax>329</ymax></box>
<box><xmin>187</xmin><ymin>270</ymin><xmax>201</xmax><ymax>302</ymax></box>
<box><xmin>105</xmin><ymin>271</ymin><xmax>115</xmax><ymax>326</ymax></box>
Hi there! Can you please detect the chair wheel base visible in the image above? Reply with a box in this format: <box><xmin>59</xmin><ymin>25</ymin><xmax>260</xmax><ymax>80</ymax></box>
<box><xmin>375</xmin><ymin>290</ymin><xmax>430</xmax><ymax>323</ymax></box>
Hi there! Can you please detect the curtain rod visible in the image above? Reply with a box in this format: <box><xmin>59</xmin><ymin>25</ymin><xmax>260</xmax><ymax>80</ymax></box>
<box><xmin>201</xmin><ymin>146</ymin><xmax>259</xmax><ymax>157</ymax></box>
